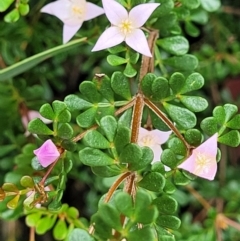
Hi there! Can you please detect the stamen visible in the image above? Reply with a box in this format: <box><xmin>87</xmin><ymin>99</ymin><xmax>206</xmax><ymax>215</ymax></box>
<box><xmin>119</xmin><ymin>19</ymin><xmax>133</xmax><ymax>35</ymax></box>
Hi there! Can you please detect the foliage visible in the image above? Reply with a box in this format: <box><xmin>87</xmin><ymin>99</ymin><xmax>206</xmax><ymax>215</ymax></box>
<box><xmin>0</xmin><ymin>0</ymin><xmax>240</xmax><ymax>241</ymax></box>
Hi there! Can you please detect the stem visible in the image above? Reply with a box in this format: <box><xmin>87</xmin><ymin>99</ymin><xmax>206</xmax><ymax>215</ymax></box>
<box><xmin>39</xmin><ymin>157</ymin><xmax>61</xmax><ymax>186</ymax></box>
<box><xmin>130</xmin><ymin>94</ymin><xmax>144</xmax><ymax>143</ymax></box>
<box><xmin>72</xmin><ymin>124</ymin><xmax>98</xmax><ymax>143</ymax></box>
<box><xmin>144</xmin><ymin>98</ymin><xmax>192</xmax><ymax>151</ymax></box>
<box><xmin>185</xmin><ymin>185</ymin><xmax>211</xmax><ymax>210</ymax></box>
<box><xmin>29</xmin><ymin>227</ymin><xmax>35</xmax><ymax>241</ymax></box>
<box><xmin>104</xmin><ymin>172</ymin><xmax>132</xmax><ymax>203</ymax></box>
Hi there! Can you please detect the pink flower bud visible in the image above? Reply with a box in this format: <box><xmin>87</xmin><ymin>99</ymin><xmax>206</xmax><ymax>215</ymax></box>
<box><xmin>33</xmin><ymin>139</ymin><xmax>60</xmax><ymax>167</ymax></box>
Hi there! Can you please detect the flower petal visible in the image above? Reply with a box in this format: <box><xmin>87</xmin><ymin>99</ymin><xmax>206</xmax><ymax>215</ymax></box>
<box><xmin>63</xmin><ymin>24</ymin><xmax>81</xmax><ymax>43</ymax></box>
<box><xmin>178</xmin><ymin>133</ymin><xmax>218</xmax><ymax>180</ymax></box>
<box><xmin>41</xmin><ymin>0</ymin><xmax>72</xmax><ymax>23</ymax></box>
<box><xmin>129</xmin><ymin>3</ymin><xmax>160</xmax><ymax>28</ymax></box>
<box><xmin>92</xmin><ymin>26</ymin><xmax>124</xmax><ymax>52</ymax></box>
<box><xmin>196</xmin><ymin>133</ymin><xmax>218</xmax><ymax>157</ymax></box>
<box><xmin>151</xmin><ymin>129</ymin><xmax>172</xmax><ymax>144</ymax></box>
<box><xmin>34</xmin><ymin>140</ymin><xmax>60</xmax><ymax>167</ymax></box>
<box><xmin>125</xmin><ymin>29</ymin><xmax>152</xmax><ymax>57</ymax></box>
<box><xmin>102</xmin><ymin>0</ymin><xmax>128</xmax><ymax>25</ymax></box>
<box><xmin>151</xmin><ymin>145</ymin><xmax>162</xmax><ymax>163</ymax></box>
<box><xmin>85</xmin><ymin>2</ymin><xmax>104</xmax><ymax>21</ymax></box>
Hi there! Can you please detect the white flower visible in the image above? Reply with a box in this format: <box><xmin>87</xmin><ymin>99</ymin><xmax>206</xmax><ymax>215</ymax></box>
<box><xmin>138</xmin><ymin>127</ymin><xmax>171</xmax><ymax>164</ymax></box>
<box><xmin>178</xmin><ymin>133</ymin><xmax>218</xmax><ymax>180</ymax></box>
<box><xmin>41</xmin><ymin>0</ymin><xmax>104</xmax><ymax>43</ymax></box>
<box><xmin>92</xmin><ymin>0</ymin><xmax>160</xmax><ymax>57</ymax></box>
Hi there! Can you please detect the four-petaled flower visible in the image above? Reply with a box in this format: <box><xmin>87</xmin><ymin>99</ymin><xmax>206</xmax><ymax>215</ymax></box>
<box><xmin>92</xmin><ymin>0</ymin><xmax>160</xmax><ymax>57</ymax></box>
<box><xmin>34</xmin><ymin>139</ymin><xmax>60</xmax><ymax>168</ymax></box>
<box><xmin>178</xmin><ymin>133</ymin><xmax>218</xmax><ymax>180</ymax></box>
<box><xmin>41</xmin><ymin>0</ymin><xmax>104</xmax><ymax>43</ymax></box>
<box><xmin>138</xmin><ymin>127</ymin><xmax>172</xmax><ymax>164</ymax></box>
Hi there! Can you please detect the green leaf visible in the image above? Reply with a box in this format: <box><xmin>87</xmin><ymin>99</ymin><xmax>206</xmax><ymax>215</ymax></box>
<box><xmin>226</xmin><ymin>114</ymin><xmax>240</xmax><ymax>129</ymax></box>
<box><xmin>152</xmin><ymin>77</ymin><xmax>170</xmax><ymax>100</ymax></box>
<box><xmin>168</xmin><ymin>137</ymin><xmax>187</xmax><ymax>156</ymax></box>
<box><xmin>53</xmin><ymin>219</ymin><xmax>68</xmax><ymax>240</ymax></box>
<box><xmin>114</xmin><ymin>126</ymin><xmax>131</xmax><ymax>154</ymax></box>
<box><xmin>223</xmin><ymin>104</ymin><xmax>238</xmax><ymax>122</ymax></box>
<box><xmin>184</xmin><ymin>129</ymin><xmax>202</xmax><ymax>146</ymax></box>
<box><xmin>169</xmin><ymin>72</ymin><xmax>185</xmax><ymax>94</ymax></box>
<box><xmin>124</xmin><ymin>62</ymin><xmax>137</xmax><ymax>77</ymax></box>
<box><xmin>161</xmin><ymin>149</ymin><xmax>180</xmax><ymax>169</ymax></box>
<box><xmin>119</xmin><ymin>143</ymin><xmax>142</xmax><ymax>165</ymax></box>
<box><xmin>7</xmin><ymin>195</ymin><xmax>20</xmax><ymax>209</ymax></box>
<box><xmin>155</xmin><ymin>226</ymin><xmax>175</xmax><ymax>241</ymax></box>
<box><xmin>0</xmin><ymin>0</ymin><xmax>14</xmax><ymax>12</ymax></box>
<box><xmin>200</xmin><ymin>117</ymin><xmax>219</xmax><ymax>136</ymax></box>
<box><xmin>180</xmin><ymin>73</ymin><xmax>204</xmax><ymax>94</ymax></box>
<box><xmin>91</xmin><ymin>165</ymin><xmax>122</xmax><ymax>177</ymax></box>
<box><xmin>141</xmin><ymin>73</ymin><xmax>156</xmax><ymax>98</ymax></box>
<box><xmin>4</xmin><ymin>9</ymin><xmax>20</xmax><ymax>23</ymax></box>
<box><xmin>98</xmin><ymin>204</ymin><xmax>122</xmax><ymax>231</ymax></box>
<box><xmin>94</xmin><ymin>75</ymin><xmax>114</xmax><ymax>103</ymax></box>
<box><xmin>83</xmin><ymin>130</ymin><xmax>110</xmax><ymax>149</ymax></box>
<box><xmin>36</xmin><ymin>216</ymin><xmax>55</xmax><ymax>234</ymax></box>
<box><xmin>153</xmin><ymin>195</ymin><xmax>178</xmax><ymax>214</ymax></box>
<box><xmin>125</xmin><ymin>146</ymin><xmax>153</xmax><ymax>171</ymax></box>
<box><xmin>179</xmin><ymin>95</ymin><xmax>208</xmax><ymax>112</ymax></box>
<box><xmin>26</xmin><ymin>213</ymin><xmax>42</xmax><ymax>227</ymax></box>
<box><xmin>0</xmin><ymin>38</ymin><xmax>87</xmax><ymax>81</ymax></box>
<box><xmin>107</xmin><ymin>55</ymin><xmax>127</xmax><ymax>66</ymax></box>
<box><xmin>52</xmin><ymin>101</ymin><xmax>71</xmax><ymax>122</ymax></box>
<box><xmin>2</xmin><ymin>183</ymin><xmax>18</xmax><ymax>192</ymax></box>
<box><xmin>156</xmin><ymin>214</ymin><xmax>181</xmax><ymax>229</ymax></box>
<box><xmin>20</xmin><ymin>176</ymin><xmax>34</xmax><ymax>188</ymax></box>
<box><xmin>40</xmin><ymin>103</ymin><xmax>55</xmax><ymax>120</ymax></box>
<box><xmin>150</xmin><ymin>0</ymin><xmax>174</xmax><ymax>18</ymax></box>
<box><xmin>115</xmin><ymin>192</ymin><xmax>133</xmax><ymax>217</ymax></box>
<box><xmin>128</xmin><ymin>227</ymin><xmax>155</xmax><ymax>241</ymax></box>
<box><xmin>76</xmin><ymin>107</ymin><xmax>97</xmax><ymax>128</ymax></box>
<box><xmin>0</xmin><ymin>144</ymin><xmax>16</xmax><ymax>158</ymax></box>
<box><xmin>100</xmin><ymin>116</ymin><xmax>117</xmax><ymax>142</ymax></box>
<box><xmin>181</xmin><ymin>0</ymin><xmax>200</xmax><ymax>9</ymax></box>
<box><xmin>163</xmin><ymin>179</ymin><xmax>176</xmax><ymax>194</ymax></box>
<box><xmin>28</xmin><ymin>118</ymin><xmax>54</xmax><ymax>135</ymax></box>
<box><xmin>111</xmin><ymin>72</ymin><xmax>131</xmax><ymax>100</ymax></box>
<box><xmin>64</xmin><ymin>94</ymin><xmax>93</xmax><ymax>111</ymax></box>
<box><xmin>133</xmin><ymin>190</ymin><xmax>158</xmax><ymax>224</ymax></box>
<box><xmin>163</xmin><ymin>54</ymin><xmax>198</xmax><ymax>71</ymax></box>
<box><xmin>68</xmin><ymin>229</ymin><xmax>94</xmax><ymax>241</ymax></box>
<box><xmin>138</xmin><ymin>172</ymin><xmax>165</xmax><ymax>192</ymax></box>
<box><xmin>79</xmin><ymin>148</ymin><xmax>115</xmax><ymax>166</ymax></box>
<box><xmin>174</xmin><ymin>170</ymin><xmax>190</xmax><ymax>185</ymax></box>
<box><xmin>57</xmin><ymin>123</ymin><xmax>73</xmax><ymax>139</ymax></box>
<box><xmin>185</xmin><ymin>21</ymin><xmax>200</xmax><ymax>37</ymax></box>
<box><xmin>200</xmin><ymin>0</ymin><xmax>220</xmax><ymax>12</ymax></box>
<box><xmin>218</xmin><ymin>130</ymin><xmax>240</xmax><ymax>147</ymax></box>
<box><xmin>157</xmin><ymin>36</ymin><xmax>189</xmax><ymax>55</ymax></box>
<box><xmin>19</xmin><ymin>3</ymin><xmax>29</xmax><ymax>16</ymax></box>
<box><xmin>164</xmin><ymin>103</ymin><xmax>196</xmax><ymax>129</ymax></box>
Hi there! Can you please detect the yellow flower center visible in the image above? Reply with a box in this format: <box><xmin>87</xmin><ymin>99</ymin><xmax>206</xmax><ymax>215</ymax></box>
<box><xmin>140</xmin><ymin>135</ymin><xmax>154</xmax><ymax>147</ymax></box>
<box><xmin>119</xmin><ymin>19</ymin><xmax>133</xmax><ymax>35</ymax></box>
<box><xmin>71</xmin><ymin>5</ymin><xmax>83</xmax><ymax>18</ymax></box>
<box><xmin>194</xmin><ymin>152</ymin><xmax>212</xmax><ymax>174</ymax></box>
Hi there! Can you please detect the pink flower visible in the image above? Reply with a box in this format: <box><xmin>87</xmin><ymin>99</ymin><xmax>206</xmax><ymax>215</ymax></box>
<box><xmin>41</xmin><ymin>0</ymin><xmax>104</xmax><ymax>43</ymax></box>
<box><xmin>178</xmin><ymin>133</ymin><xmax>218</xmax><ymax>180</ymax></box>
<box><xmin>92</xmin><ymin>0</ymin><xmax>160</xmax><ymax>57</ymax></box>
<box><xmin>138</xmin><ymin>127</ymin><xmax>172</xmax><ymax>163</ymax></box>
<box><xmin>33</xmin><ymin>139</ymin><xmax>60</xmax><ymax>167</ymax></box>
